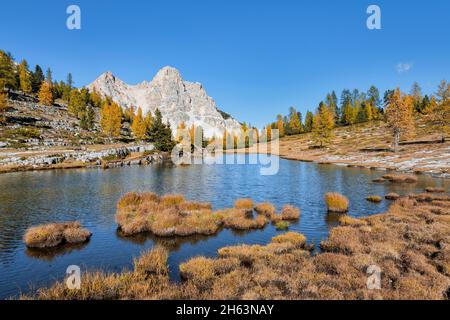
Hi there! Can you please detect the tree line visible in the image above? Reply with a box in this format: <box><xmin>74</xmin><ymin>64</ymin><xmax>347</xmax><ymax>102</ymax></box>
<box><xmin>0</xmin><ymin>50</ymin><xmax>175</xmax><ymax>152</ymax></box>
<box><xmin>264</xmin><ymin>82</ymin><xmax>449</xmax><ymax>150</ymax></box>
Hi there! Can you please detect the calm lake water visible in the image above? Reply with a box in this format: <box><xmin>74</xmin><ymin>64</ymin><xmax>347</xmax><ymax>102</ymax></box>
<box><xmin>0</xmin><ymin>155</ymin><xmax>448</xmax><ymax>299</ymax></box>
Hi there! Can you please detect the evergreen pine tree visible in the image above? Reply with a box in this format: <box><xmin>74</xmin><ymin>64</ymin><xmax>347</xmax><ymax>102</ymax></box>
<box><xmin>147</xmin><ymin>108</ymin><xmax>175</xmax><ymax>151</ymax></box>
<box><xmin>304</xmin><ymin>111</ymin><xmax>314</xmax><ymax>132</ymax></box>
<box><xmin>31</xmin><ymin>65</ymin><xmax>44</xmax><ymax>93</ymax></box>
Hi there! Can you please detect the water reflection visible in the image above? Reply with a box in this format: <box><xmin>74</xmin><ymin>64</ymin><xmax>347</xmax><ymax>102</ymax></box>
<box><xmin>0</xmin><ymin>156</ymin><xmax>448</xmax><ymax>298</ymax></box>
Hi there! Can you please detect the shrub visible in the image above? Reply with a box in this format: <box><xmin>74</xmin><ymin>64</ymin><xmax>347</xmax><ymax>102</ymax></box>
<box><xmin>254</xmin><ymin>202</ymin><xmax>275</xmax><ymax>217</ymax></box>
<box><xmin>275</xmin><ymin>221</ymin><xmax>290</xmax><ymax>230</ymax></box>
<box><xmin>385</xmin><ymin>193</ymin><xmax>400</xmax><ymax>200</ymax></box>
<box><xmin>280</xmin><ymin>205</ymin><xmax>300</xmax><ymax>220</ymax></box>
<box><xmin>366</xmin><ymin>195</ymin><xmax>382</xmax><ymax>203</ymax></box>
<box><xmin>324</xmin><ymin>193</ymin><xmax>349</xmax><ymax>213</ymax></box>
<box><xmin>24</xmin><ymin>221</ymin><xmax>91</xmax><ymax>248</ymax></box>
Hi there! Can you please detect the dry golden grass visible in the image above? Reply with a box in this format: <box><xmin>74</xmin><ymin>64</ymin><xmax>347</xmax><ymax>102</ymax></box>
<box><xmin>160</xmin><ymin>194</ymin><xmax>185</xmax><ymax>206</ymax></box>
<box><xmin>324</xmin><ymin>193</ymin><xmax>349</xmax><ymax>213</ymax></box>
<box><xmin>382</xmin><ymin>174</ymin><xmax>418</xmax><ymax>183</ymax></box>
<box><xmin>220</xmin><ymin>208</ymin><xmax>269</xmax><ymax>230</ymax></box>
<box><xmin>338</xmin><ymin>215</ymin><xmax>367</xmax><ymax>226</ymax></box>
<box><xmin>367</xmin><ymin>195</ymin><xmax>382</xmax><ymax>203</ymax></box>
<box><xmin>116</xmin><ymin>193</ymin><xmax>276</xmax><ymax>236</ymax></box>
<box><xmin>234</xmin><ymin>198</ymin><xmax>254</xmax><ymax>211</ymax></box>
<box><xmin>280</xmin><ymin>205</ymin><xmax>300</xmax><ymax>220</ymax></box>
<box><xmin>23</xmin><ymin>221</ymin><xmax>91</xmax><ymax>248</ymax></box>
<box><xmin>385</xmin><ymin>192</ymin><xmax>400</xmax><ymax>200</ymax></box>
<box><xmin>272</xmin><ymin>232</ymin><xmax>306</xmax><ymax>248</ymax></box>
<box><xmin>134</xmin><ymin>246</ymin><xmax>168</xmax><ymax>276</ymax></box>
<box><xmin>24</xmin><ymin>194</ymin><xmax>450</xmax><ymax>300</ymax></box>
<box><xmin>425</xmin><ymin>187</ymin><xmax>445</xmax><ymax>193</ymax></box>
<box><xmin>275</xmin><ymin>221</ymin><xmax>289</xmax><ymax>230</ymax></box>
<box><xmin>254</xmin><ymin>202</ymin><xmax>275</xmax><ymax>216</ymax></box>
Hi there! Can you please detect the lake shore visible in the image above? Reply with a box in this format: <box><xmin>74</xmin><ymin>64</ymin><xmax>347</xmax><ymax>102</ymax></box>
<box><xmin>0</xmin><ymin>143</ymin><xmax>167</xmax><ymax>174</ymax></box>
<box><xmin>228</xmin><ymin>121</ymin><xmax>450</xmax><ymax>179</ymax></box>
<box><xmin>21</xmin><ymin>193</ymin><xmax>450</xmax><ymax>300</ymax></box>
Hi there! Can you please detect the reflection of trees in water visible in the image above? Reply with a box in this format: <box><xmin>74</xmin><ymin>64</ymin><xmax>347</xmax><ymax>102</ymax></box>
<box><xmin>25</xmin><ymin>242</ymin><xmax>89</xmax><ymax>261</ymax></box>
<box><xmin>115</xmin><ymin>228</ymin><xmax>217</xmax><ymax>252</ymax></box>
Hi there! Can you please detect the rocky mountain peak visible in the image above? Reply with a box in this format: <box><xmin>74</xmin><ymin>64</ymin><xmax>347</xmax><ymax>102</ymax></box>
<box><xmin>87</xmin><ymin>67</ymin><xmax>241</xmax><ymax>137</ymax></box>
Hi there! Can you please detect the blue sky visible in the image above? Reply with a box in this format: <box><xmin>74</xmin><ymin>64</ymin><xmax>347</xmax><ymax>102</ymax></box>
<box><xmin>1</xmin><ymin>0</ymin><xmax>449</xmax><ymax>127</ymax></box>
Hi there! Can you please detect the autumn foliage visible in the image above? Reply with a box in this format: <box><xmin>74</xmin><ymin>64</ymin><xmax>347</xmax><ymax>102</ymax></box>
<box><xmin>100</xmin><ymin>101</ymin><xmax>122</xmax><ymax>137</ymax></box>
<box><xmin>38</xmin><ymin>81</ymin><xmax>54</xmax><ymax>106</ymax></box>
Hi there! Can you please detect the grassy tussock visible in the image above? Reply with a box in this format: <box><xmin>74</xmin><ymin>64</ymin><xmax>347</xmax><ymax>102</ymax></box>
<box><xmin>366</xmin><ymin>195</ymin><xmax>382</xmax><ymax>203</ymax></box>
<box><xmin>425</xmin><ymin>187</ymin><xmax>445</xmax><ymax>193</ymax></box>
<box><xmin>134</xmin><ymin>246</ymin><xmax>168</xmax><ymax>276</ymax></box>
<box><xmin>275</xmin><ymin>221</ymin><xmax>289</xmax><ymax>230</ymax></box>
<box><xmin>220</xmin><ymin>208</ymin><xmax>269</xmax><ymax>230</ymax></box>
<box><xmin>234</xmin><ymin>198</ymin><xmax>254</xmax><ymax>211</ymax></box>
<box><xmin>409</xmin><ymin>193</ymin><xmax>450</xmax><ymax>203</ymax></box>
<box><xmin>338</xmin><ymin>215</ymin><xmax>368</xmax><ymax>226</ymax></box>
<box><xmin>272</xmin><ymin>232</ymin><xmax>306</xmax><ymax>247</ymax></box>
<box><xmin>117</xmin><ymin>193</ymin><xmax>275</xmax><ymax>236</ymax></box>
<box><xmin>280</xmin><ymin>205</ymin><xmax>300</xmax><ymax>220</ymax></box>
<box><xmin>23</xmin><ymin>222</ymin><xmax>91</xmax><ymax>248</ymax></box>
<box><xmin>324</xmin><ymin>193</ymin><xmax>349</xmax><ymax>213</ymax></box>
<box><xmin>385</xmin><ymin>192</ymin><xmax>400</xmax><ymax>200</ymax></box>
<box><xmin>382</xmin><ymin>174</ymin><xmax>418</xmax><ymax>183</ymax></box>
<box><xmin>254</xmin><ymin>202</ymin><xmax>275</xmax><ymax>216</ymax></box>
<box><xmin>116</xmin><ymin>192</ymin><xmax>221</xmax><ymax>237</ymax></box>
<box><xmin>25</xmin><ymin>194</ymin><xmax>450</xmax><ymax>300</ymax></box>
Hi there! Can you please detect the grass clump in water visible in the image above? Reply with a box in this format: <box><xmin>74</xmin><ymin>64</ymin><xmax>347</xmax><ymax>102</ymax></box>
<box><xmin>275</xmin><ymin>221</ymin><xmax>290</xmax><ymax>230</ymax></box>
<box><xmin>254</xmin><ymin>202</ymin><xmax>275</xmax><ymax>217</ymax></box>
<box><xmin>425</xmin><ymin>187</ymin><xmax>445</xmax><ymax>193</ymax></box>
<box><xmin>366</xmin><ymin>195</ymin><xmax>382</xmax><ymax>203</ymax></box>
<box><xmin>234</xmin><ymin>198</ymin><xmax>254</xmax><ymax>213</ymax></box>
<box><xmin>23</xmin><ymin>221</ymin><xmax>91</xmax><ymax>248</ymax></box>
<box><xmin>324</xmin><ymin>193</ymin><xmax>349</xmax><ymax>213</ymax></box>
<box><xmin>385</xmin><ymin>193</ymin><xmax>400</xmax><ymax>200</ymax></box>
<box><xmin>280</xmin><ymin>205</ymin><xmax>300</xmax><ymax>220</ymax></box>
<box><xmin>382</xmin><ymin>174</ymin><xmax>418</xmax><ymax>183</ymax></box>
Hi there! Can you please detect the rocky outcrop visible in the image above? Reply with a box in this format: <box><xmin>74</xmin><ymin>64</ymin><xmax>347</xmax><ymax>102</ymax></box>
<box><xmin>0</xmin><ymin>144</ymin><xmax>158</xmax><ymax>167</ymax></box>
<box><xmin>87</xmin><ymin>67</ymin><xmax>242</xmax><ymax>137</ymax></box>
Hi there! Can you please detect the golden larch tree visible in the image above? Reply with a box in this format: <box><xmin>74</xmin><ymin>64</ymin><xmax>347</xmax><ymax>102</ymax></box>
<box><xmin>38</xmin><ymin>81</ymin><xmax>54</xmax><ymax>105</ymax></box>
<box><xmin>312</xmin><ymin>105</ymin><xmax>334</xmax><ymax>147</ymax></box>
<box><xmin>131</xmin><ymin>106</ymin><xmax>147</xmax><ymax>140</ymax></box>
<box><xmin>385</xmin><ymin>88</ymin><xmax>414</xmax><ymax>151</ymax></box>
<box><xmin>19</xmin><ymin>60</ymin><xmax>32</xmax><ymax>93</ymax></box>
<box><xmin>100</xmin><ymin>101</ymin><xmax>122</xmax><ymax>137</ymax></box>
<box><xmin>0</xmin><ymin>90</ymin><xmax>8</xmax><ymax>122</ymax></box>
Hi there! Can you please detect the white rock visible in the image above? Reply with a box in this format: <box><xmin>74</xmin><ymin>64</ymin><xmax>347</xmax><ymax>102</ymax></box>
<box><xmin>87</xmin><ymin>67</ymin><xmax>242</xmax><ymax>137</ymax></box>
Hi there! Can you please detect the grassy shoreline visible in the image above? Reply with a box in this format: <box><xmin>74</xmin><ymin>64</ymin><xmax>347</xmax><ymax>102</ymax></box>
<box><xmin>21</xmin><ymin>192</ymin><xmax>450</xmax><ymax>300</ymax></box>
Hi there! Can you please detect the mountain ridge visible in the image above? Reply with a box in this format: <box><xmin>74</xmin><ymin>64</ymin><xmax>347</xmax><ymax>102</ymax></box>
<box><xmin>87</xmin><ymin>66</ymin><xmax>242</xmax><ymax>137</ymax></box>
